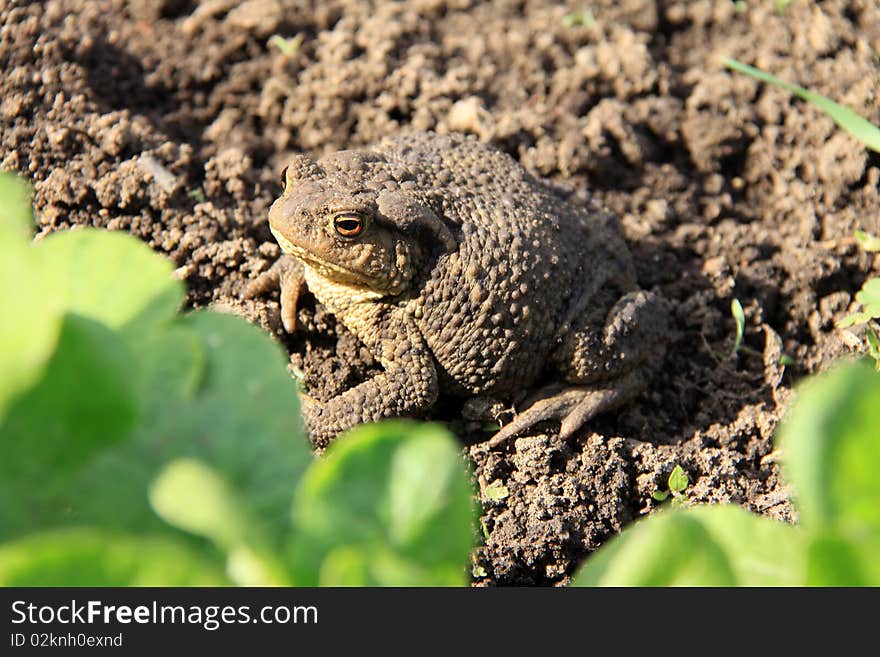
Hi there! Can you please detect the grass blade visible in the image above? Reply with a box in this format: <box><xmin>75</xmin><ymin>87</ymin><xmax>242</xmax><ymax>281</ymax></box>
<box><xmin>722</xmin><ymin>58</ymin><xmax>880</xmax><ymax>153</ymax></box>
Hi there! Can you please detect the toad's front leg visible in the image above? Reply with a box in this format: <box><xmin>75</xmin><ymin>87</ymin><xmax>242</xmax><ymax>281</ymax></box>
<box><xmin>304</xmin><ymin>310</ymin><xmax>439</xmax><ymax>447</ymax></box>
<box><xmin>244</xmin><ymin>254</ymin><xmax>307</xmax><ymax>332</ymax></box>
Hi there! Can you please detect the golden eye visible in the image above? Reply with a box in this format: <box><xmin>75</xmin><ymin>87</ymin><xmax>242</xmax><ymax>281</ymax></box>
<box><xmin>280</xmin><ymin>166</ymin><xmax>288</xmax><ymax>192</ymax></box>
<box><xmin>333</xmin><ymin>212</ymin><xmax>366</xmax><ymax>238</ymax></box>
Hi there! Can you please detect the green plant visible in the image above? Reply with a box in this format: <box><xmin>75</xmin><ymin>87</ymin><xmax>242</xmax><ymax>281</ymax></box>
<box><xmin>571</xmin><ymin>359</ymin><xmax>880</xmax><ymax>586</ymax></box>
<box><xmin>652</xmin><ymin>465</ymin><xmax>690</xmax><ymax>506</ymax></box>
<box><xmin>837</xmin><ymin>233</ymin><xmax>880</xmax><ymax>370</ymax></box>
<box><xmin>729</xmin><ymin>297</ymin><xmax>764</xmax><ymax>359</ymax></box>
<box><xmin>838</xmin><ymin>279</ymin><xmax>880</xmax><ymax>370</ymax></box>
<box><xmin>854</xmin><ymin>231</ymin><xmax>880</xmax><ymax>252</ymax></box>
<box><xmin>731</xmin><ymin>298</ymin><xmax>746</xmax><ymax>354</ymax></box>
<box><xmin>562</xmin><ymin>9</ymin><xmax>595</xmax><ymax>28</ymax></box>
<box><xmin>724</xmin><ymin>60</ymin><xmax>880</xmax><ymax>368</ymax></box>
<box><xmin>722</xmin><ymin>57</ymin><xmax>880</xmax><ymax>153</ymax></box>
<box><xmin>838</xmin><ymin>279</ymin><xmax>880</xmax><ymax>330</ymax></box>
<box><xmin>0</xmin><ymin>172</ymin><xmax>477</xmax><ymax>586</ymax></box>
<box><xmin>268</xmin><ymin>33</ymin><xmax>303</xmax><ymax>57</ymax></box>
<box><xmin>774</xmin><ymin>0</ymin><xmax>792</xmax><ymax>13</ymax></box>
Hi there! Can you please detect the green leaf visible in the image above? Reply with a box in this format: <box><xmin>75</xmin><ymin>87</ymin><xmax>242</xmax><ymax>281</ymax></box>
<box><xmin>64</xmin><ymin>312</ymin><xmax>310</xmax><ymax>540</ymax></box>
<box><xmin>133</xmin><ymin>323</ymin><xmax>206</xmax><ymax>401</ymax></box>
<box><xmin>571</xmin><ymin>505</ymin><xmax>804</xmax><ymax>586</ymax></box>
<box><xmin>854</xmin><ymin>279</ymin><xmax>880</xmax><ymax>319</ymax></box>
<box><xmin>668</xmin><ymin>465</ymin><xmax>689</xmax><ymax>493</ymax></box>
<box><xmin>149</xmin><ymin>458</ymin><xmax>252</xmax><ymax>549</ymax></box>
<box><xmin>318</xmin><ymin>547</ymin><xmax>371</xmax><ymax>585</ymax></box>
<box><xmin>562</xmin><ymin>10</ymin><xmax>594</xmax><ymax>27</ymax></box>
<box><xmin>268</xmin><ymin>33</ymin><xmax>303</xmax><ymax>56</ymax></box>
<box><xmin>0</xmin><ymin>174</ymin><xmax>64</xmax><ymax>422</ymax></box>
<box><xmin>837</xmin><ymin>311</ymin><xmax>874</xmax><ymax>328</ymax></box>
<box><xmin>836</xmin><ymin>278</ymin><xmax>879</xmax><ymax>328</ymax></box>
<box><xmin>652</xmin><ymin>490</ymin><xmax>669</xmax><ymax>502</ymax></box>
<box><xmin>723</xmin><ymin>58</ymin><xmax>880</xmax><ymax>153</ymax></box>
<box><xmin>288</xmin><ymin>421</ymin><xmax>476</xmax><ymax>586</ymax></box>
<box><xmin>0</xmin><ymin>171</ymin><xmax>32</xmax><ymax>244</ymax></box>
<box><xmin>854</xmin><ymin>231</ymin><xmax>880</xmax><ymax>253</ymax></box>
<box><xmin>0</xmin><ymin>315</ymin><xmax>140</xmax><ymax>535</ymax></box>
<box><xmin>0</xmin><ymin>528</ymin><xmax>227</xmax><ymax>586</ymax></box>
<box><xmin>0</xmin><ymin>243</ymin><xmax>63</xmax><ymax>423</ymax></box>
<box><xmin>149</xmin><ymin>458</ymin><xmax>288</xmax><ymax>585</ymax></box>
<box><xmin>731</xmin><ymin>298</ymin><xmax>745</xmax><ymax>354</ymax></box>
<box><xmin>35</xmin><ymin>228</ymin><xmax>184</xmax><ymax>336</ymax></box>
<box><xmin>867</xmin><ymin>325</ymin><xmax>880</xmax><ymax>369</ymax></box>
<box><xmin>1</xmin><ymin>310</ymin><xmax>310</xmax><ymax>552</ymax></box>
<box><xmin>779</xmin><ymin>361</ymin><xmax>880</xmax><ymax>540</ymax></box>
<box><xmin>484</xmin><ymin>481</ymin><xmax>509</xmax><ymax>501</ymax></box>
<box><xmin>804</xmin><ymin>535</ymin><xmax>880</xmax><ymax>586</ymax></box>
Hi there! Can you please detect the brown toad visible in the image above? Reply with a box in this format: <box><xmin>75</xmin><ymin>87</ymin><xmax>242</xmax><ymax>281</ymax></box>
<box><xmin>247</xmin><ymin>131</ymin><xmax>667</xmax><ymax>447</ymax></box>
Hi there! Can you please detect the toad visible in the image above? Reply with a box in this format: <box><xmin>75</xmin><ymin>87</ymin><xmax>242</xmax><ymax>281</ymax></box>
<box><xmin>247</xmin><ymin>131</ymin><xmax>667</xmax><ymax>447</ymax></box>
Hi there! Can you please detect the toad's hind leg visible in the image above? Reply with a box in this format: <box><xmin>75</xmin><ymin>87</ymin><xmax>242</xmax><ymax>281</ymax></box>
<box><xmin>486</xmin><ymin>290</ymin><xmax>667</xmax><ymax>447</ymax></box>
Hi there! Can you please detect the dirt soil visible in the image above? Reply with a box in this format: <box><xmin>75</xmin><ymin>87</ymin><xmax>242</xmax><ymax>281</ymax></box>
<box><xmin>3</xmin><ymin>0</ymin><xmax>880</xmax><ymax>585</ymax></box>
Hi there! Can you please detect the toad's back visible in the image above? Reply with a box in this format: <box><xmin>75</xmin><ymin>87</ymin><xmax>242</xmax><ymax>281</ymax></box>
<box><xmin>374</xmin><ymin>132</ymin><xmax>637</xmax><ymax>397</ymax></box>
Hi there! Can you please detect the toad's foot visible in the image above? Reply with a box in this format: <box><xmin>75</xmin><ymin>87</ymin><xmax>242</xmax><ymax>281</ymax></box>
<box><xmin>483</xmin><ymin>369</ymin><xmax>644</xmax><ymax>448</ymax></box>
<box><xmin>244</xmin><ymin>255</ymin><xmax>306</xmax><ymax>332</ymax></box>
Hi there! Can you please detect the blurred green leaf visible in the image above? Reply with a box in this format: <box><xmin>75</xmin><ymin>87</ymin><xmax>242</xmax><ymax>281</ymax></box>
<box><xmin>867</xmin><ymin>326</ymin><xmax>880</xmax><ymax>370</ymax></box>
<box><xmin>0</xmin><ymin>171</ymin><xmax>32</xmax><ymax>243</ymax></box>
<box><xmin>723</xmin><ymin>58</ymin><xmax>880</xmax><ymax>152</ymax></box>
<box><xmin>652</xmin><ymin>490</ymin><xmax>669</xmax><ymax>502</ymax></box>
<box><xmin>571</xmin><ymin>505</ymin><xmax>804</xmax><ymax>586</ymax></box>
<box><xmin>0</xmin><ymin>315</ymin><xmax>140</xmax><ymax>534</ymax></box>
<box><xmin>319</xmin><ymin>547</ymin><xmax>371</xmax><ymax>586</ymax></box>
<box><xmin>35</xmin><ymin>229</ymin><xmax>184</xmax><ymax>336</ymax></box>
<box><xmin>56</xmin><ymin>312</ymin><xmax>310</xmax><ymax>541</ymax></box>
<box><xmin>1</xmin><ymin>299</ymin><xmax>308</xmax><ymax>554</ymax></box>
<box><xmin>0</xmin><ymin>529</ymin><xmax>227</xmax><ymax>586</ymax></box>
<box><xmin>0</xmin><ymin>245</ymin><xmax>63</xmax><ymax>423</ymax></box>
<box><xmin>149</xmin><ymin>458</ymin><xmax>288</xmax><ymax>585</ymax></box>
<box><xmin>133</xmin><ymin>323</ymin><xmax>206</xmax><ymax>401</ymax></box>
<box><xmin>804</xmin><ymin>535</ymin><xmax>880</xmax><ymax>586</ymax></box>
<box><xmin>149</xmin><ymin>458</ymin><xmax>251</xmax><ymax>549</ymax></box>
<box><xmin>779</xmin><ymin>361</ymin><xmax>880</xmax><ymax>539</ymax></box>
<box><xmin>0</xmin><ymin>175</ymin><xmax>63</xmax><ymax>423</ymax></box>
<box><xmin>288</xmin><ymin>421</ymin><xmax>476</xmax><ymax>586</ymax></box>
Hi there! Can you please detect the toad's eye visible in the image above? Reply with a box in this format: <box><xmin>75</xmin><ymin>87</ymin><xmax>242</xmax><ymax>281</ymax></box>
<box><xmin>333</xmin><ymin>212</ymin><xmax>366</xmax><ymax>238</ymax></box>
<box><xmin>280</xmin><ymin>166</ymin><xmax>288</xmax><ymax>192</ymax></box>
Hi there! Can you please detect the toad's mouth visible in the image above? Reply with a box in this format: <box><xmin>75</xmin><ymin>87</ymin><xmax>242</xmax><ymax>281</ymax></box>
<box><xmin>270</xmin><ymin>227</ymin><xmax>382</xmax><ymax>289</ymax></box>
